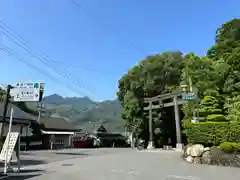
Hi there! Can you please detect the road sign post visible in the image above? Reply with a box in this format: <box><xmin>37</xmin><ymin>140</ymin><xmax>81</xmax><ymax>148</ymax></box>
<box><xmin>181</xmin><ymin>93</ymin><xmax>195</xmax><ymax>101</ymax></box>
<box><xmin>12</xmin><ymin>82</ymin><xmax>45</xmax><ymax>102</ymax></box>
<box><xmin>0</xmin><ymin>108</ymin><xmax>20</xmax><ymax>174</ymax></box>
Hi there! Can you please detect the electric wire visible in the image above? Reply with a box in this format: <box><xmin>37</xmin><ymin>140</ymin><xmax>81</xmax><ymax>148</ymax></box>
<box><xmin>69</xmin><ymin>0</ymin><xmax>147</xmax><ymax>55</ymax></box>
<box><xmin>0</xmin><ymin>44</ymin><xmax>90</xmax><ymax>97</ymax></box>
<box><xmin>0</xmin><ymin>21</ymin><xmax>98</xmax><ymax>98</ymax></box>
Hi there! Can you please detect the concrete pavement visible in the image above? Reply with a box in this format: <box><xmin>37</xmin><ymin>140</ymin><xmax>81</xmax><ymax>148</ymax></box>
<box><xmin>3</xmin><ymin>148</ymin><xmax>240</xmax><ymax>180</ymax></box>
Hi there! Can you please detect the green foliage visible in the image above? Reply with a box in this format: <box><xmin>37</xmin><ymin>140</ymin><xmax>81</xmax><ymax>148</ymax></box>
<box><xmin>183</xmin><ymin>122</ymin><xmax>229</xmax><ymax>146</ymax></box>
<box><xmin>227</xmin><ymin>123</ymin><xmax>240</xmax><ymax>142</ymax></box>
<box><xmin>117</xmin><ymin>51</ymin><xmax>184</xmax><ymax>138</ymax></box>
<box><xmin>215</xmin><ymin>19</ymin><xmax>240</xmax><ymax>44</ymax></box>
<box><xmin>220</xmin><ymin>142</ymin><xmax>240</xmax><ymax>153</ymax></box>
<box><xmin>198</xmin><ymin>96</ymin><xmax>225</xmax><ymax>122</ymax></box>
<box><xmin>219</xmin><ymin>142</ymin><xmax>233</xmax><ymax>152</ymax></box>
<box><xmin>225</xmin><ymin>96</ymin><xmax>240</xmax><ymax>123</ymax></box>
<box><xmin>117</xmin><ymin>18</ymin><xmax>240</xmax><ymax>144</ymax></box>
<box><xmin>181</xmin><ymin>54</ymin><xmax>222</xmax><ymax>98</ymax></box>
<box><xmin>206</xmin><ymin>114</ymin><xmax>226</xmax><ymax>122</ymax></box>
<box><xmin>183</xmin><ymin>122</ymin><xmax>240</xmax><ymax>146</ymax></box>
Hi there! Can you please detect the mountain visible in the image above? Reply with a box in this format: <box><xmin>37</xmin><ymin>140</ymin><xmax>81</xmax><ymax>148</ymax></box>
<box><xmin>27</xmin><ymin>94</ymin><xmax>124</xmax><ymax>132</ymax></box>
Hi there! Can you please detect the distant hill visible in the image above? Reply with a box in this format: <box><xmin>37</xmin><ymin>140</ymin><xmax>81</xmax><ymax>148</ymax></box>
<box><xmin>26</xmin><ymin>94</ymin><xmax>124</xmax><ymax>132</ymax></box>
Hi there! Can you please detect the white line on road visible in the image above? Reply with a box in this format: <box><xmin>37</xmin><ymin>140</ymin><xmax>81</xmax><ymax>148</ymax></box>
<box><xmin>110</xmin><ymin>169</ymin><xmax>140</xmax><ymax>176</ymax></box>
<box><xmin>165</xmin><ymin>175</ymin><xmax>202</xmax><ymax>180</ymax></box>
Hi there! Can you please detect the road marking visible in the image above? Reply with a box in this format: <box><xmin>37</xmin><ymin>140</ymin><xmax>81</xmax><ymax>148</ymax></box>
<box><xmin>165</xmin><ymin>175</ymin><xmax>202</xmax><ymax>180</ymax></box>
<box><xmin>110</xmin><ymin>169</ymin><xmax>140</xmax><ymax>176</ymax></box>
<box><xmin>111</xmin><ymin>169</ymin><xmax>125</xmax><ymax>173</ymax></box>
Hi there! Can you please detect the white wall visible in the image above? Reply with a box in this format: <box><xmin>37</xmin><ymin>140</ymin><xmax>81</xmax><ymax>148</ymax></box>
<box><xmin>53</xmin><ymin>135</ymin><xmax>72</xmax><ymax>148</ymax></box>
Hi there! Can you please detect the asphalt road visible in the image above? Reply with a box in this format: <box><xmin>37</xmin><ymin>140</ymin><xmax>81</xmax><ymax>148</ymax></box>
<box><xmin>4</xmin><ymin>148</ymin><xmax>240</xmax><ymax>180</ymax></box>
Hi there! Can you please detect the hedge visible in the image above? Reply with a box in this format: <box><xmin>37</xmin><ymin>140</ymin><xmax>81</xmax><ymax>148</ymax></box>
<box><xmin>220</xmin><ymin>142</ymin><xmax>240</xmax><ymax>153</ymax></box>
<box><xmin>183</xmin><ymin>122</ymin><xmax>240</xmax><ymax>146</ymax></box>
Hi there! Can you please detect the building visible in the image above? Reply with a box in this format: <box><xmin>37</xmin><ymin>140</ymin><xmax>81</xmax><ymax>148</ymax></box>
<box><xmin>0</xmin><ymin>102</ymin><xmax>35</xmax><ymax>138</ymax></box>
<box><xmin>38</xmin><ymin>117</ymin><xmax>81</xmax><ymax>149</ymax></box>
<box><xmin>0</xmin><ymin>102</ymin><xmax>81</xmax><ymax>150</ymax></box>
<box><xmin>90</xmin><ymin>125</ymin><xmax>128</xmax><ymax>147</ymax></box>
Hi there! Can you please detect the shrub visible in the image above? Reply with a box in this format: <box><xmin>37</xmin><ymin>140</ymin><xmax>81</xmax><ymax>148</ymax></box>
<box><xmin>227</xmin><ymin>123</ymin><xmax>240</xmax><ymax>143</ymax></box>
<box><xmin>183</xmin><ymin>122</ymin><xmax>229</xmax><ymax>146</ymax></box>
<box><xmin>230</xmin><ymin>142</ymin><xmax>240</xmax><ymax>151</ymax></box>
<box><xmin>220</xmin><ymin>142</ymin><xmax>234</xmax><ymax>153</ymax></box>
<box><xmin>206</xmin><ymin>114</ymin><xmax>226</xmax><ymax>121</ymax></box>
<box><xmin>220</xmin><ymin>142</ymin><xmax>240</xmax><ymax>153</ymax></box>
<box><xmin>183</xmin><ymin>121</ymin><xmax>240</xmax><ymax>146</ymax></box>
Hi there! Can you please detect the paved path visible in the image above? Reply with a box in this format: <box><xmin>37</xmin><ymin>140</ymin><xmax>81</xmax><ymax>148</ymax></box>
<box><xmin>5</xmin><ymin>149</ymin><xmax>240</xmax><ymax>180</ymax></box>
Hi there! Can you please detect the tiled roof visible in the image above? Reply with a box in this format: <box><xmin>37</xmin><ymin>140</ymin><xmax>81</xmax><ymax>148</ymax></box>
<box><xmin>0</xmin><ymin>102</ymin><xmax>36</xmax><ymax>121</ymax></box>
<box><xmin>39</xmin><ymin>116</ymin><xmax>80</xmax><ymax>132</ymax></box>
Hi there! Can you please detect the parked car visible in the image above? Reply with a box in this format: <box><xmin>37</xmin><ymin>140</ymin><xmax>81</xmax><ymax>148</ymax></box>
<box><xmin>72</xmin><ymin>133</ymin><xmax>94</xmax><ymax>148</ymax></box>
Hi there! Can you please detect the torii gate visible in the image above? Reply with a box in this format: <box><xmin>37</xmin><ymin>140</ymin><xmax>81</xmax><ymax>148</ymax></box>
<box><xmin>144</xmin><ymin>90</ymin><xmax>186</xmax><ymax>151</ymax></box>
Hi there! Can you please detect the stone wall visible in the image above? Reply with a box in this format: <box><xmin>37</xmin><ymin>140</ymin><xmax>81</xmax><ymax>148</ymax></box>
<box><xmin>183</xmin><ymin>144</ymin><xmax>240</xmax><ymax>167</ymax></box>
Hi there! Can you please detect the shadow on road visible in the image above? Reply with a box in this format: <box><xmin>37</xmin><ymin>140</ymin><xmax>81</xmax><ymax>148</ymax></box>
<box><xmin>20</xmin><ymin>152</ymin><xmax>32</xmax><ymax>156</ymax></box>
<box><xmin>0</xmin><ymin>169</ymin><xmax>45</xmax><ymax>180</ymax></box>
<box><xmin>10</xmin><ymin>159</ymin><xmax>47</xmax><ymax>166</ymax></box>
<box><xmin>17</xmin><ymin>169</ymin><xmax>45</xmax><ymax>174</ymax></box>
<box><xmin>54</xmin><ymin>152</ymin><xmax>89</xmax><ymax>156</ymax></box>
<box><xmin>1</xmin><ymin>174</ymin><xmax>42</xmax><ymax>180</ymax></box>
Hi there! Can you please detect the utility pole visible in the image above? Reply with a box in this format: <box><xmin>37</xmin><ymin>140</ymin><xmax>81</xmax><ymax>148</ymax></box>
<box><xmin>0</xmin><ymin>85</ymin><xmax>13</xmax><ymax>144</ymax></box>
<box><xmin>37</xmin><ymin>101</ymin><xmax>46</xmax><ymax>124</ymax></box>
<box><xmin>189</xmin><ymin>77</ymin><xmax>193</xmax><ymax>92</ymax></box>
<box><xmin>37</xmin><ymin>102</ymin><xmax>43</xmax><ymax>123</ymax></box>
<box><xmin>189</xmin><ymin>77</ymin><xmax>198</xmax><ymax>120</ymax></box>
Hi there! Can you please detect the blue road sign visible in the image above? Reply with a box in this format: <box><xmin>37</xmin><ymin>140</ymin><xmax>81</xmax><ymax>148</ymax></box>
<box><xmin>182</xmin><ymin>93</ymin><xmax>195</xmax><ymax>100</ymax></box>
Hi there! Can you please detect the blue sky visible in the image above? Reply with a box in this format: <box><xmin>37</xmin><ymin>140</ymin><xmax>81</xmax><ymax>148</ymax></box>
<box><xmin>0</xmin><ymin>0</ymin><xmax>239</xmax><ymax>101</ymax></box>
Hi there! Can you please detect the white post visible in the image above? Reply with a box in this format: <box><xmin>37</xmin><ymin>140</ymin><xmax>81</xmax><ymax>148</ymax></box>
<box><xmin>189</xmin><ymin>77</ymin><xmax>193</xmax><ymax>92</ymax></box>
<box><xmin>50</xmin><ymin>134</ymin><xmax>54</xmax><ymax>150</ymax></box>
<box><xmin>4</xmin><ymin>108</ymin><xmax>13</xmax><ymax>174</ymax></box>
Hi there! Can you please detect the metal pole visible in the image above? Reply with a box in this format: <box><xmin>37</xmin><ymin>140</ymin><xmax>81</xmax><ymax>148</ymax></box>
<box><xmin>173</xmin><ymin>96</ymin><xmax>182</xmax><ymax>151</ymax></box>
<box><xmin>37</xmin><ymin>111</ymin><xmax>41</xmax><ymax>123</ymax></box>
<box><xmin>189</xmin><ymin>77</ymin><xmax>193</xmax><ymax>92</ymax></box>
<box><xmin>147</xmin><ymin>101</ymin><xmax>154</xmax><ymax>149</ymax></box>
<box><xmin>37</xmin><ymin>102</ymin><xmax>43</xmax><ymax>123</ymax></box>
<box><xmin>17</xmin><ymin>136</ymin><xmax>21</xmax><ymax>172</ymax></box>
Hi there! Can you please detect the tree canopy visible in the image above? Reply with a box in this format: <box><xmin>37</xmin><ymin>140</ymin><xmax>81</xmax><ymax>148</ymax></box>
<box><xmin>117</xmin><ymin>18</ymin><xmax>240</xmax><ymax>144</ymax></box>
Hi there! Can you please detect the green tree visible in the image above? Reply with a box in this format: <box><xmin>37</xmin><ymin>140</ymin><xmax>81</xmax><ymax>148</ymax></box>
<box><xmin>225</xmin><ymin>96</ymin><xmax>240</xmax><ymax>123</ymax></box>
<box><xmin>198</xmin><ymin>96</ymin><xmax>225</xmax><ymax>122</ymax></box>
<box><xmin>215</xmin><ymin>19</ymin><xmax>240</xmax><ymax>44</ymax></box>
<box><xmin>117</xmin><ymin>51</ymin><xmax>184</xmax><ymax>140</ymax></box>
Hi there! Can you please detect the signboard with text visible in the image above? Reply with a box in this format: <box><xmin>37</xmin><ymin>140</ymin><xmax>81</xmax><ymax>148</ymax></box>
<box><xmin>12</xmin><ymin>82</ymin><xmax>45</xmax><ymax>102</ymax></box>
<box><xmin>0</xmin><ymin>132</ymin><xmax>19</xmax><ymax>163</ymax></box>
<box><xmin>182</xmin><ymin>93</ymin><xmax>195</xmax><ymax>101</ymax></box>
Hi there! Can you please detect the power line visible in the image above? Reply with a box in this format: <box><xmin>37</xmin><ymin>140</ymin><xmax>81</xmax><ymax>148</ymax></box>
<box><xmin>51</xmin><ymin>60</ymin><xmax>118</xmax><ymax>75</ymax></box>
<box><xmin>69</xmin><ymin>0</ymin><xmax>147</xmax><ymax>55</ymax></box>
<box><xmin>14</xmin><ymin>53</ymin><xmax>118</xmax><ymax>75</ymax></box>
<box><xmin>0</xmin><ymin>21</ymin><xmax>99</xmax><ymax>97</ymax></box>
<box><xmin>0</xmin><ymin>44</ymin><xmax>90</xmax><ymax>96</ymax></box>
<box><xmin>0</xmin><ymin>24</ymin><xmax>97</xmax><ymax>96</ymax></box>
